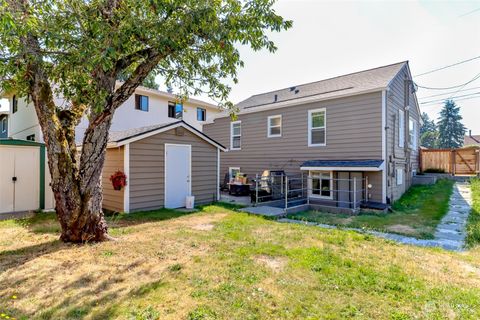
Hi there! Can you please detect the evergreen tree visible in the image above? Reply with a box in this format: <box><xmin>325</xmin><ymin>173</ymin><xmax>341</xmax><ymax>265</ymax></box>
<box><xmin>437</xmin><ymin>100</ymin><xmax>466</xmax><ymax>148</ymax></box>
<box><xmin>420</xmin><ymin>112</ymin><xmax>438</xmax><ymax>148</ymax></box>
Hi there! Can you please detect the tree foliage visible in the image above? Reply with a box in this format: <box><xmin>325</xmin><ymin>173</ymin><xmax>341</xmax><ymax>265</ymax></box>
<box><xmin>0</xmin><ymin>0</ymin><xmax>291</xmax><ymax>242</ymax></box>
<box><xmin>437</xmin><ymin>100</ymin><xmax>466</xmax><ymax>149</ymax></box>
<box><xmin>420</xmin><ymin>112</ymin><xmax>438</xmax><ymax>148</ymax></box>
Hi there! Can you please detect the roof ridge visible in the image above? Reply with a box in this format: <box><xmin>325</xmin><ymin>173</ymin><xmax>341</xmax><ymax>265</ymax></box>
<box><xmin>239</xmin><ymin>61</ymin><xmax>408</xmax><ymax>102</ymax></box>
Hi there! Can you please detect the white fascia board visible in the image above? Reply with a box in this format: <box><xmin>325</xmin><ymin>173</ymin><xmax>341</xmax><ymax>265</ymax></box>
<box><xmin>109</xmin><ymin>122</ymin><xmax>227</xmax><ymax>152</ymax></box>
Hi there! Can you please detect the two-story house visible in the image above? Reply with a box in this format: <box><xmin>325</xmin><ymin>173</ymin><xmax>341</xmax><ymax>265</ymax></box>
<box><xmin>205</xmin><ymin>61</ymin><xmax>420</xmax><ymax>206</ymax></box>
<box><xmin>3</xmin><ymin>84</ymin><xmax>220</xmax><ymax>143</ymax></box>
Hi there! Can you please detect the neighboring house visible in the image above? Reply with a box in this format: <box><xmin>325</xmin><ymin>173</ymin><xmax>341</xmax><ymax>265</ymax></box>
<box><xmin>1</xmin><ymin>84</ymin><xmax>221</xmax><ymax>143</ymax></box>
<box><xmin>103</xmin><ymin>120</ymin><xmax>226</xmax><ymax>212</ymax></box>
<box><xmin>465</xmin><ymin>131</ymin><xmax>480</xmax><ymax>147</ymax></box>
<box><xmin>204</xmin><ymin>61</ymin><xmax>421</xmax><ymax>205</ymax></box>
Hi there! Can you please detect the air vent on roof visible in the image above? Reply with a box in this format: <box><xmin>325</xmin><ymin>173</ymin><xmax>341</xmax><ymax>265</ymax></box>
<box><xmin>274</xmin><ymin>94</ymin><xmax>278</xmax><ymax>102</ymax></box>
<box><xmin>294</xmin><ymin>89</ymin><xmax>299</xmax><ymax>94</ymax></box>
<box><xmin>289</xmin><ymin>87</ymin><xmax>296</xmax><ymax>92</ymax></box>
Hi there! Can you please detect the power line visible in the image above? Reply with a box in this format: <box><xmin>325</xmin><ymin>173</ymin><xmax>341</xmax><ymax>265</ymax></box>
<box><xmin>418</xmin><ymin>86</ymin><xmax>480</xmax><ymax>100</ymax></box>
<box><xmin>414</xmin><ymin>55</ymin><xmax>480</xmax><ymax>77</ymax></box>
<box><xmin>447</xmin><ymin>72</ymin><xmax>480</xmax><ymax>99</ymax></box>
<box><xmin>416</xmin><ymin>72</ymin><xmax>480</xmax><ymax>90</ymax></box>
<box><xmin>420</xmin><ymin>91</ymin><xmax>480</xmax><ymax>105</ymax></box>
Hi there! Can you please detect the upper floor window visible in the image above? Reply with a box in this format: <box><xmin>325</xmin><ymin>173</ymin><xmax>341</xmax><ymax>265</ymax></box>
<box><xmin>197</xmin><ymin>108</ymin><xmax>206</xmax><ymax>121</ymax></box>
<box><xmin>230</xmin><ymin>121</ymin><xmax>241</xmax><ymax>150</ymax></box>
<box><xmin>12</xmin><ymin>95</ymin><xmax>18</xmax><ymax>113</ymax></box>
<box><xmin>168</xmin><ymin>102</ymin><xmax>183</xmax><ymax>119</ymax></box>
<box><xmin>135</xmin><ymin>94</ymin><xmax>149</xmax><ymax>111</ymax></box>
<box><xmin>398</xmin><ymin>109</ymin><xmax>405</xmax><ymax>148</ymax></box>
<box><xmin>267</xmin><ymin>115</ymin><xmax>282</xmax><ymax>138</ymax></box>
<box><xmin>308</xmin><ymin>108</ymin><xmax>326</xmax><ymax>146</ymax></box>
<box><xmin>409</xmin><ymin>117</ymin><xmax>416</xmax><ymax>149</ymax></box>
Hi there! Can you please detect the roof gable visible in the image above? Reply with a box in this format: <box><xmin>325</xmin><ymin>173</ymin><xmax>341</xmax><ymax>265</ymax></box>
<box><xmin>236</xmin><ymin>61</ymin><xmax>407</xmax><ymax>110</ymax></box>
<box><xmin>108</xmin><ymin>120</ymin><xmax>226</xmax><ymax>151</ymax></box>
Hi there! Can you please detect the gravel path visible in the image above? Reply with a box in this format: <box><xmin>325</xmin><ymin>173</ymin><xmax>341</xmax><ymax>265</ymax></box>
<box><xmin>279</xmin><ymin>182</ymin><xmax>473</xmax><ymax>251</ymax></box>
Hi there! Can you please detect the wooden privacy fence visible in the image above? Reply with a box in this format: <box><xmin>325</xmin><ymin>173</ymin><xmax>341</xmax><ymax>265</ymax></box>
<box><xmin>420</xmin><ymin>147</ymin><xmax>480</xmax><ymax>175</ymax></box>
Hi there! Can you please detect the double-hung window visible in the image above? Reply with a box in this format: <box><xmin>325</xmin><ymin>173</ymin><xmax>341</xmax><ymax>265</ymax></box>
<box><xmin>309</xmin><ymin>171</ymin><xmax>332</xmax><ymax>199</ymax></box>
<box><xmin>398</xmin><ymin>109</ymin><xmax>405</xmax><ymax>148</ymax></box>
<box><xmin>135</xmin><ymin>94</ymin><xmax>149</xmax><ymax>111</ymax></box>
<box><xmin>197</xmin><ymin>107</ymin><xmax>206</xmax><ymax>121</ymax></box>
<box><xmin>267</xmin><ymin>115</ymin><xmax>282</xmax><ymax>137</ymax></box>
<box><xmin>230</xmin><ymin>121</ymin><xmax>241</xmax><ymax>150</ymax></box>
<box><xmin>409</xmin><ymin>117</ymin><xmax>416</xmax><ymax>149</ymax></box>
<box><xmin>308</xmin><ymin>108</ymin><xmax>326</xmax><ymax>146</ymax></box>
<box><xmin>168</xmin><ymin>102</ymin><xmax>183</xmax><ymax>119</ymax></box>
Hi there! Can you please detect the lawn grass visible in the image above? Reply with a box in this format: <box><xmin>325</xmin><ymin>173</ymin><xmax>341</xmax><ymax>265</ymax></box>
<box><xmin>1</xmin><ymin>201</ymin><xmax>480</xmax><ymax>319</ymax></box>
<box><xmin>466</xmin><ymin>178</ymin><xmax>480</xmax><ymax>247</ymax></box>
<box><xmin>287</xmin><ymin>179</ymin><xmax>455</xmax><ymax>239</ymax></box>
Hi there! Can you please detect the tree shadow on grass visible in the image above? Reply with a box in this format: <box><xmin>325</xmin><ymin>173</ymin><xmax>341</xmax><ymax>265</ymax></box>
<box><xmin>0</xmin><ymin>240</ymin><xmax>66</xmax><ymax>274</ymax></box>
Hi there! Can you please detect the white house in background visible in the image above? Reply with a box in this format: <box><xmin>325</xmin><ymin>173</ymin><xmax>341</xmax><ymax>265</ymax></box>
<box><xmin>0</xmin><ymin>98</ymin><xmax>8</xmax><ymax>139</ymax></box>
<box><xmin>1</xmin><ymin>84</ymin><xmax>221</xmax><ymax>143</ymax></box>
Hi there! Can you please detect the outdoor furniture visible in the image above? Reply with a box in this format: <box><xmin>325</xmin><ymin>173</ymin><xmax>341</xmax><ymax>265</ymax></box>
<box><xmin>228</xmin><ymin>183</ymin><xmax>251</xmax><ymax>196</ymax></box>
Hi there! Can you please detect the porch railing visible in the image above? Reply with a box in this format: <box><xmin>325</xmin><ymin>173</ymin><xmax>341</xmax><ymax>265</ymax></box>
<box><xmin>252</xmin><ymin>173</ymin><xmax>367</xmax><ymax>211</ymax></box>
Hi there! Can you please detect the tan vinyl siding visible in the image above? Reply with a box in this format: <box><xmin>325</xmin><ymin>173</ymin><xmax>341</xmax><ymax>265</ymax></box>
<box><xmin>129</xmin><ymin>128</ymin><xmax>218</xmax><ymax>212</ymax></box>
<box><xmin>385</xmin><ymin>66</ymin><xmax>420</xmax><ymax>201</ymax></box>
<box><xmin>103</xmin><ymin>147</ymin><xmax>124</xmax><ymax>212</ymax></box>
<box><xmin>205</xmin><ymin>92</ymin><xmax>384</xmax><ymax>202</ymax></box>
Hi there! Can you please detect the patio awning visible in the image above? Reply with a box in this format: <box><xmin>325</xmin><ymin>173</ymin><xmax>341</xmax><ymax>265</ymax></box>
<box><xmin>300</xmin><ymin>159</ymin><xmax>384</xmax><ymax>171</ymax></box>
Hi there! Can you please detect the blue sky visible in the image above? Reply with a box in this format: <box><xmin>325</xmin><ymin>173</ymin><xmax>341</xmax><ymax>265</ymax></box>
<box><xmin>219</xmin><ymin>0</ymin><xmax>480</xmax><ymax>134</ymax></box>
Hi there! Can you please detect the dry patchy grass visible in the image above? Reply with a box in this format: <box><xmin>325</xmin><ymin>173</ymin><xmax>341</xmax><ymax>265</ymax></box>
<box><xmin>1</xmin><ymin>204</ymin><xmax>480</xmax><ymax>319</ymax></box>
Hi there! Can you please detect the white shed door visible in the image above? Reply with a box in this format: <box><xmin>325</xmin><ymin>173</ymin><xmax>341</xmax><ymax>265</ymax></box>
<box><xmin>0</xmin><ymin>147</ymin><xmax>39</xmax><ymax>214</ymax></box>
<box><xmin>165</xmin><ymin>144</ymin><xmax>191</xmax><ymax>209</ymax></box>
<box><xmin>0</xmin><ymin>149</ymin><xmax>15</xmax><ymax>213</ymax></box>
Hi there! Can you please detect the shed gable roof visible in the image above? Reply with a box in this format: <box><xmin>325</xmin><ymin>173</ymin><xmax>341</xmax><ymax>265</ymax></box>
<box><xmin>108</xmin><ymin>120</ymin><xmax>226</xmax><ymax>151</ymax></box>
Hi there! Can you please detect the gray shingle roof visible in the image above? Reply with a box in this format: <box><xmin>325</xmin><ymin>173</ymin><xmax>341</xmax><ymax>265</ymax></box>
<box><xmin>464</xmin><ymin>135</ymin><xmax>480</xmax><ymax>146</ymax></box>
<box><xmin>301</xmin><ymin>159</ymin><xmax>384</xmax><ymax>168</ymax></box>
<box><xmin>108</xmin><ymin>121</ymin><xmax>180</xmax><ymax>143</ymax></box>
<box><xmin>236</xmin><ymin>61</ymin><xmax>407</xmax><ymax>110</ymax></box>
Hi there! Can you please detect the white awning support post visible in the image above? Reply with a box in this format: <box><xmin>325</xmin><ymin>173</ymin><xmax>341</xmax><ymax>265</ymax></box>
<box><xmin>285</xmin><ymin>175</ymin><xmax>288</xmax><ymax>210</ymax></box>
<box><xmin>255</xmin><ymin>174</ymin><xmax>259</xmax><ymax>207</ymax></box>
<box><xmin>353</xmin><ymin>177</ymin><xmax>357</xmax><ymax>210</ymax></box>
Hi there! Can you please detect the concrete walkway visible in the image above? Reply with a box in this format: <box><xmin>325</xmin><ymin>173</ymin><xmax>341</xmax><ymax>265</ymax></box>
<box><xmin>278</xmin><ymin>182</ymin><xmax>473</xmax><ymax>251</ymax></box>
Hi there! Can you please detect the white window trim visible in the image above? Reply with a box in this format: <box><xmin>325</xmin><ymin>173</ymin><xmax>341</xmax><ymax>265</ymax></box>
<box><xmin>396</xmin><ymin>168</ymin><xmax>403</xmax><ymax>186</ymax></box>
<box><xmin>229</xmin><ymin>167</ymin><xmax>240</xmax><ymax>180</ymax></box>
<box><xmin>308</xmin><ymin>170</ymin><xmax>333</xmax><ymax>199</ymax></box>
<box><xmin>1</xmin><ymin>118</ymin><xmax>6</xmax><ymax>133</ymax></box>
<box><xmin>230</xmin><ymin>120</ymin><xmax>241</xmax><ymax>151</ymax></box>
<box><xmin>308</xmin><ymin>108</ymin><xmax>326</xmax><ymax>147</ymax></box>
<box><xmin>398</xmin><ymin>109</ymin><xmax>405</xmax><ymax>148</ymax></box>
<box><xmin>267</xmin><ymin>115</ymin><xmax>282</xmax><ymax>138</ymax></box>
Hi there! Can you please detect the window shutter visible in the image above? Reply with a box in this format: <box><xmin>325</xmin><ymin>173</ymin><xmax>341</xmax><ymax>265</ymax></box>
<box><xmin>135</xmin><ymin>94</ymin><xmax>140</xmax><ymax>110</ymax></box>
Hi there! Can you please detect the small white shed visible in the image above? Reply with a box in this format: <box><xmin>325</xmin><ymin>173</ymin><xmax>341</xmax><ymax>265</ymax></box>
<box><xmin>0</xmin><ymin>139</ymin><xmax>54</xmax><ymax>214</ymax></box>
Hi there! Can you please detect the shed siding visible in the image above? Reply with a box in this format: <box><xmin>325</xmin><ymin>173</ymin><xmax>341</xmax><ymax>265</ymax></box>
<box><xmin>103</xmin><ymin>147</ymin><xmax>124</xmax><ymax>212</ymax></box>
<box><xmin>385</xmin><ymin>66</ymin><xmax>420</xmax><ymax>201</ymax></box>
<box><xmin>205</xmin><ymin>92</ymin><xmax>385</xmax><ymax>202</ymax></box>
<box><xmin>129</xmin><ymin>128</ymin><xmax>218</xmax><ymax>212</ymax></box>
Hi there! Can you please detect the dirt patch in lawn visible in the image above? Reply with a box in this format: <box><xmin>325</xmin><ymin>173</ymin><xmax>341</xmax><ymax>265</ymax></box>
<box><xmin>254</xmin><ymin>255</ymin><xmax>287</xmax><ymax>272</ymax></box>
<box><xmin>386</xmin><ymin>224</ymin><xmax>417</xmax><ymax>235</ymax></box>
<box><xmin>191</xmin><ymin>223</ymin><xmax>215</xmax><ymax>231</ymax></box>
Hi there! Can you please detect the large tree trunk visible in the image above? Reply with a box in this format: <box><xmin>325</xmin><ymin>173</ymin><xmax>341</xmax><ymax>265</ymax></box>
<box><xmin>30</xmin><ymin>65</ymin><xmax>115</xmax><ymax>242</ymax></box>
